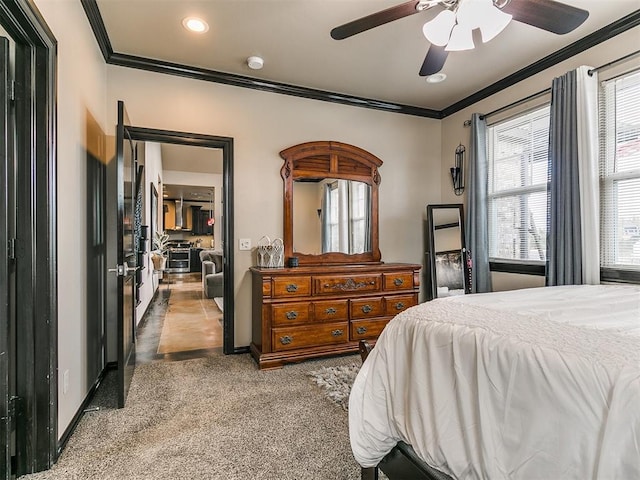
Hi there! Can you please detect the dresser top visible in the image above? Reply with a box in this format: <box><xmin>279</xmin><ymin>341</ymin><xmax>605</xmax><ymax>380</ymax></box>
<box><xmin>250</xmin><ymin>262</ymin><xmax>421</xmax><ymax>276</ymax></box>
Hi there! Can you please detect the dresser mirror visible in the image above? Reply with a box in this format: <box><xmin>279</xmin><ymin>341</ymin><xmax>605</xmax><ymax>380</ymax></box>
<box><xmin>426</xmin><ymin>203</ymin><xmax>471</xmax><ymax>300</ymax></box>
<box><xmin>281</xmin><ymin>141</ymin><xmax>382</xmax><ymax>265</ymax></box>
<box><xmin>293</xmin><ymin>179</ymin><xmax>372</xmax><ymax>255</ymax></box>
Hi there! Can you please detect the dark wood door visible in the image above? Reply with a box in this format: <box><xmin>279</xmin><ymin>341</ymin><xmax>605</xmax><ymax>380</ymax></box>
<box><xmin>0</xmin><ymin>35</ymin><xmax>14</xmax><ymax>480</ymax></box>
<box><xmin>114</xmin><ymin>101</ymin><xmax>137</xmax><ymax>408</ymax></box>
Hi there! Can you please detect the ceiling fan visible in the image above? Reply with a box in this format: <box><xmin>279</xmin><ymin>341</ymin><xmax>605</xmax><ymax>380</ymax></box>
<box><xmin>330</xmin><ymin>0</ymin><xmax>589</xmax><ymax>76</ymax></box>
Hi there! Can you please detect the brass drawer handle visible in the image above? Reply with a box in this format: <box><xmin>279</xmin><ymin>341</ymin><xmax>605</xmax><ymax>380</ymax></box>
<box><xmin>286</xmin><ymin>284</ymin><xmax>298</xmax><ymax>293</ymax></box>
<box><xmin>325</xmin><ymin>307</ymin><xmax>337</xmax><ymax>315</ymax></box>
<box><xmin>361</xmin><ymin>304</ymin><xmax>373</xmax><ymax>314</ymax></box>
<box><xmin>280</xmin><ymin>335</ymin><xmax>293</xmax><ymax>345</ymax></box>
<box><xmin>395</xmin><ymin>302</ymin><xmax>405</xmax><ymax>310</ymax></box>
<box><xmin>394</xmin><ymin>278</ymin><xmax>404</xmax><ymax>286</ymax></box>
<box><xmin>331</xmin><ymin>329</ymin><xmax>344</xmax><ymax>337</ymax></box>
<box><xmin>369</xmin><ymin>281</ymin><xmax>376</xmax><ymax>285</ymax></box>
<box><xmin>357</xmin><ymin>326</ymin><xmax>367</xmax><ymax>335</ymax></box>
<box><xmin>285</xmin><ymin>311</ymin><xmax>298</xmax><ymax>320</ymax></box>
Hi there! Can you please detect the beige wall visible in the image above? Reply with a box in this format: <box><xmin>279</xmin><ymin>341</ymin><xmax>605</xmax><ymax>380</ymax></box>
<box><xmin>106</xmin><ymin>65</ymin><xmax>442</xmax><ymax>347</ymax></box>
<box><xmin>440</xmin><ymin>28</ymin><xmax>640</xmax><ymax>290</ymax></box>
<box><xmin>34</xmin><ymin>0</ymin><xmax>108</xmax><ymax>438</ymax></box>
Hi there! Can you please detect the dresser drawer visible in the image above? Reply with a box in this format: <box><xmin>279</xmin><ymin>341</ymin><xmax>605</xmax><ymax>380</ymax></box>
<box><xmin>272</xmin><ymin>276</ymin><xmax>312</xmax><ymax>298</ymax></box>
<box><xmin>314</xmin><ymin>274</ymin><xmax>381</xmax><ymax>296</ymax></box>
<box><xmin>383</xmin><ymin>272</ymin><xmax>414</xmax><ymax>291</ymax></box>
<box><xmin>385</xmin><ymin>294</ymin><xmax>417</xmax><ymax>315</ymax></box>
<box><xmin>313</xmin><ymin>299</ymin><xmax>349</xmax><ymax>322</ymax></box>
<box><xmin>350</xmin><ymin>318</ymin><xmax>390</xmax><ymax>341</ymax></box>
<box><xmin>271</xmin><ymin>303</ymin><xmax>311</xmax><ymax>327</ymax></box>
<box><xmin>350</xmin><ymin>297</ymin><xmax>384</xmax><ymax>319</ymax></box>
<box><xmin>272</xmin><ymin>322</ymin><xmax>349</xmax><ymax>352</ymax></box>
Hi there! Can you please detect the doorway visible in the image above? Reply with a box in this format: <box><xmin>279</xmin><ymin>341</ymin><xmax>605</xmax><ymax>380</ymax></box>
<box><xmin>139</xmin><ymin>142</ymin><xmax>227</xmax><ymax>359</ymax></box>
<box><xmin>124</xmin><ymin>127</ymin><xmax>235</xmax><ymax>355</ymax></box>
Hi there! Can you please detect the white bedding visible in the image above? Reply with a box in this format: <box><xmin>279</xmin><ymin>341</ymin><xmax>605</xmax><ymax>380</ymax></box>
<box><xmin>349</xmin><ymin>285</ymin><xmax>640</xmax><ymax>480</ymax></box>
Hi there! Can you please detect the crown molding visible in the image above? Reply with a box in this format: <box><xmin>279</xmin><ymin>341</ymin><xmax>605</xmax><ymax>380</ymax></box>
<box><xmin>80</xmin><ymin>0</ymin><xmax>112</xmax><ymax>61</ymax></box>
<box><xmin>107</xmin><ymin>52</ymin><xmax>442</xmax><ymax>118</ymax></box>
<box><xmin>81</xmin><ymin>0</ymin><xmax>639</xmax><ymax>119</ymax></box>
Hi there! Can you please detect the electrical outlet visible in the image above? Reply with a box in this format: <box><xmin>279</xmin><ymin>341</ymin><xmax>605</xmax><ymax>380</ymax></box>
<box><xmin>63</xmin><ymin>370</ymin><xmax>70</xmax><ymax>394</ymax></box>
<box><xmin>239</xmin><ymin>238</ymin><xmax>251</xmax><ymax>250</ymax></box>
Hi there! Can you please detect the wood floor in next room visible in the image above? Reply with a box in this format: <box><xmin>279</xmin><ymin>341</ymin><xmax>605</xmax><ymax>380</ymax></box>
<box><xmin>137</xmin><ymin>272</ymin><xmax>223</xmax><ymax>363</ymax></box>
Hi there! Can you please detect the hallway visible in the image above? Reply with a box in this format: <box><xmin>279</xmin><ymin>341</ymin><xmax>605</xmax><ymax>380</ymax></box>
<box><xmin>136</xmin><ymin>273</ymin><xmax>223</xmax><ymax>363</ymax></box>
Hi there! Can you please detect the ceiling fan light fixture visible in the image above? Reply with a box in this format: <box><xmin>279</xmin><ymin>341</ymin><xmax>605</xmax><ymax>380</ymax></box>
<box><xmin>422</xmin><ymin>9</ymin><xmax>456</xmax><ymax>47</ymax></box>
<box><xmin>477</xmin><ymin>1</ymin><xmax>512</xmax><ymax>43</ymax></box>
<box><xmin>445</xmin><ymin>24</ymin><xmax>474</xmax><ymax>51</ymax></box>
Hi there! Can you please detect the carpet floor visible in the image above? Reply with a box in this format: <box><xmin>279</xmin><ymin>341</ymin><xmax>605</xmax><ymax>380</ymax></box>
<box><xmin>20</xmin><ymin>353</ymin><xmax>366</xmax><ymax>480</ymax></box>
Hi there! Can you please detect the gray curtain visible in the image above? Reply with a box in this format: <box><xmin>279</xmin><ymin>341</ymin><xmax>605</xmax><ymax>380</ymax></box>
<box><xmin>465</xmin><ymin>113</ymin><xmax>492</xmax><ymax>293</ymax></box>
<box><xmin>546</xmin><ymin>70</ymin><xmax>582</xmax><ymax>286</ymax></box>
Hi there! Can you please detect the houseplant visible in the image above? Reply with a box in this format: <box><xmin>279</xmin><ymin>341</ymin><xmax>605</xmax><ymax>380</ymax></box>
<box><xmin>151</xmin><ymin>230</ymin><xmax>169</xmax><ymax>270</ymax></box>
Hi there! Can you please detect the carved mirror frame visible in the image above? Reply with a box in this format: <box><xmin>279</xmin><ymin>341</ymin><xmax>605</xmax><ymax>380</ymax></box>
<box><xmin>280</xmin><ymin>141</ymin><xmax>382</xmax><ymax>266</ymax></box>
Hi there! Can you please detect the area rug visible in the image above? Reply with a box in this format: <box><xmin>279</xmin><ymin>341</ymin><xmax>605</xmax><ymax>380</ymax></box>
<box><xmin>308</xmin><ymin>363</ymin><xmax>361</xmax><ymax>411</ymax></box>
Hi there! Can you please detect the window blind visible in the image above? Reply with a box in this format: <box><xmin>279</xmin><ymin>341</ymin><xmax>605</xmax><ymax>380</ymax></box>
<box><xmin>600</xmin><ymin>70</ymin><xmax>640</xmax><ymax>270</ymax></box>
<box><xmin>487</xmin><ymin>106</ymin><xmax>550</xmax><ymax>262</ymax></box>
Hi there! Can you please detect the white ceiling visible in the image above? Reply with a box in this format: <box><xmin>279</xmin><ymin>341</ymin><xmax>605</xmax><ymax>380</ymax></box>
<box><xmin>95</xmin><ymin>0</ymin><xmax>640</xmax><ymax>112</ymax></box>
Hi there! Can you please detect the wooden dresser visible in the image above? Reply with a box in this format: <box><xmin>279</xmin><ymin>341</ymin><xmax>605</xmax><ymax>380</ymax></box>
<box><xmin>250</xmin><ymin>263</ymin><xmax>421</xmax><ymax>369</ymax></box>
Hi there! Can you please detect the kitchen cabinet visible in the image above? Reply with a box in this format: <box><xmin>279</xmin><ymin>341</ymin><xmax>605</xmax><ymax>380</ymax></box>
<box><xmin>191</xmin><ymin>206</ymin><xmax>213</xmax><ymax>235</ymax></box>
<box><xmin>190</xmin><ymin>247</ymin><xmax>203</xmax><ymax>273</ymax></box>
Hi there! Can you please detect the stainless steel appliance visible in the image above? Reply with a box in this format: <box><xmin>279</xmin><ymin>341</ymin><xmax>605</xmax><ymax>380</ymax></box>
<box><xmin>167</xmin><ymin>241</ymin><xmax>191</xmax><ymax>273</ymax></box>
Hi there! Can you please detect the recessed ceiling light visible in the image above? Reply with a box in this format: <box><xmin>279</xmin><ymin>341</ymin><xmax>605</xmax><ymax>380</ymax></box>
<box><xmin>182</xmin><ymin>17</ymin><xmax>209</xmax><ymax>33</ymax></box>
<box><xmin>426</xmin><ymin>73</ymin><xmax>447</xmax><ymax>84</ymax></box>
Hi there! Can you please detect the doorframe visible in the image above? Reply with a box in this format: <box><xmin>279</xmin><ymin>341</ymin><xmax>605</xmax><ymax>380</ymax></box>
<box><xmin>0</xmin><ymin>0</ymin><xmax>58</xmax><ymax>475</ymax></box>
<box><xmin>126</xmin><ymin>126</ymin><xmax>236</xmax><ymax>354</ymax></box>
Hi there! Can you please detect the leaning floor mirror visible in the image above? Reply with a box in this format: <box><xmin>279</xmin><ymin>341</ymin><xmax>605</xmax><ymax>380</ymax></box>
<box><xmin>426</xmin><ymin>203</ymin><xmax>471</xmax><ymax>300</ymax></box>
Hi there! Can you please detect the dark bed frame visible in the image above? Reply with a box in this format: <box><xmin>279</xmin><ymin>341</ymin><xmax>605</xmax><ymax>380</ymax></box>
<box><xmin>358</xmin><ymin>341</ymin><xmax>454</xmax><ymax>480</ymax></box>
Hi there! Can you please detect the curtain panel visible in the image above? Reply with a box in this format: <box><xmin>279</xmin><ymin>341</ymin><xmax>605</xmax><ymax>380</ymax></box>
<box><xmin>546</xmin><ymin>66</ymin><xmax>599</xmax><ymax>286</ymax></box>
<box><xmin>465</xmin><ymin>113</ymin><xmax>492</xmax><ymax>293</ymax></box>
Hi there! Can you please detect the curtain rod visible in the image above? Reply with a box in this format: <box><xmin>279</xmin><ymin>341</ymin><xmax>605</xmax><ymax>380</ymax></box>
<box><xmin>463</xmin><ymin>88</ymin><xmax>549</xmax><ymax>127</ymax></box>
<box><xmin>463</xmin><ymin>49</ymin><xmax>640</xmax><ymax>127</ymax></box>
<box><xmin>588</xmin><ymin>49</ymin><xmax>640</xmax><ymax>76</ymax></box>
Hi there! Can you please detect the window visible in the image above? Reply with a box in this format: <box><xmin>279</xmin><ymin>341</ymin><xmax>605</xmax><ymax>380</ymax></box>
<box><xmin>600</xmin><ymin>70</ymin><xmax>640</xmax><ymax>271</ymax></box>
<box><xmin>487</xmin><ymin>106</ymin><xmax>550</xmax><ymax>263</ymax></box>
<box><xmin>324</xmin><ymin>180</ymin><xmax>369</xmax><ymax>254</ymax></box>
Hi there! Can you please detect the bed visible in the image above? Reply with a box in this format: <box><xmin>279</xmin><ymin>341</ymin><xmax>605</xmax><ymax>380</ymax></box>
<box><xmin>349</xmin><ymin>284</ymin><xmax>640</xmax><ymax>480</ymax></box>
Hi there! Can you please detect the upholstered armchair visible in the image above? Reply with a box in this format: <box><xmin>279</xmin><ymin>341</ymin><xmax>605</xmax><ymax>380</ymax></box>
<box><xmin>200</xmin><ymin>250</ymin><xmax>223</xmax><ymax>298</ymax></box>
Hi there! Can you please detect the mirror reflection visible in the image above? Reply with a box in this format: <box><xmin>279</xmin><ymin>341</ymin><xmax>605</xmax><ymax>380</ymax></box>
<box><xmin>427</xmin><ymin>204</ymin><xmax>469</xmax><ymax>299</ymax></box>
<box><xmin>293</xmin><ymin>179</ymin><xmax>371</xmax><ymax>255</ymax></box>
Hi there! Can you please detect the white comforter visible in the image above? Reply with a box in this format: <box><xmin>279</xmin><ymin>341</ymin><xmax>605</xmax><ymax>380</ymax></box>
<box><xmin>349</xmin><ymin>285</ymin><xmax>640</xmax><ymax>480</ymax></box>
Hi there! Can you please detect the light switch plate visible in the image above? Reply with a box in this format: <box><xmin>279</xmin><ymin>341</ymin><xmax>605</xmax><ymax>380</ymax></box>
<box><xmin>239</xmin><ymin>238</ymin><xmax>251</xmax><ymax>250</ymax></box>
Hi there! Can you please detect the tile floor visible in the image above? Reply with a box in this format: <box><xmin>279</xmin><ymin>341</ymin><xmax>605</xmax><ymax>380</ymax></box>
<box><xmin>136</xmin><ymin>273</ymin><xmax>223</xmax><ymax>364</ymax></box>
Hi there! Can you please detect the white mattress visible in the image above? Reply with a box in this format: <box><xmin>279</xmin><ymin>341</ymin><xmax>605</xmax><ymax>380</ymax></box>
<box><xmin>349</xmin><ymin>285</ymin><xmax>640</xmax><ymax>479</ymax></box>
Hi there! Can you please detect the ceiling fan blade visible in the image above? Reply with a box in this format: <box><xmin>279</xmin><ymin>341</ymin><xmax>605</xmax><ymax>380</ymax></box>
<box><xmin>502</xmin><ymin>0</ymin><xmax>589</xmax><ymax>35</ymax></box>
<box><xmin>331</xmin><ymin>1</ymin><xmax>423</xmax><ymax>40</ymax></box>
<box><xmin>419</xmin><ymin>45</ymin><xmax>449</xmax><ymax>76</ymax></box>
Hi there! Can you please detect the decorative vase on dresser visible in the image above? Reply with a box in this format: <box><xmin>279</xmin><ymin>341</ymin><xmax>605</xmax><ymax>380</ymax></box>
<box><xmin>250</xmin><ymin>141</ymin><xmax>421</xmax><ymax>369</ymax></box>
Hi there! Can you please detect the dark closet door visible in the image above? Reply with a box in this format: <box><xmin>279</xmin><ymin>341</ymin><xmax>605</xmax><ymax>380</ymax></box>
<box><xmin>0</xmin><ymin>35</ymin><xmax>15</xmax><ymax>480</ymax></box>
